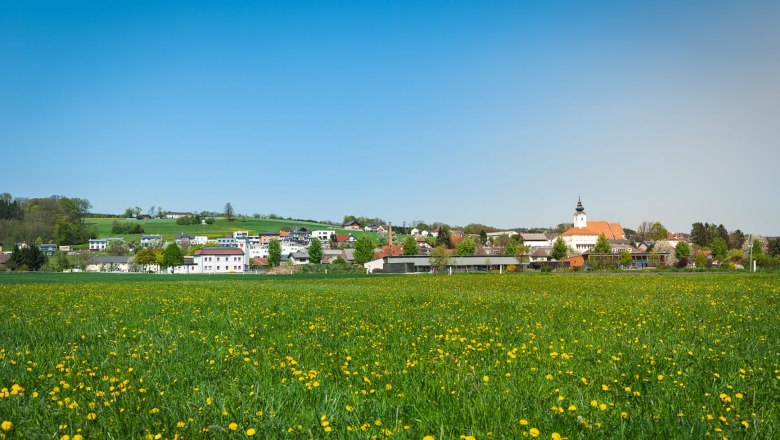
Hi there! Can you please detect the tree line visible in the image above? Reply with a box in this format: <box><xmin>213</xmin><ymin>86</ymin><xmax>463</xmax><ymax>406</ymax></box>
<box><xmin>0</xmin><ymin>193</ymin><xmax>94</xmax><ymax>246</ymax></box>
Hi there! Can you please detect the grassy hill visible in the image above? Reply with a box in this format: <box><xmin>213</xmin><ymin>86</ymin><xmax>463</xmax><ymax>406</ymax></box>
<box><xmin>86</xmin><ymin>217</ymin><xmax>379</xmax><ymax>242</ymax></box>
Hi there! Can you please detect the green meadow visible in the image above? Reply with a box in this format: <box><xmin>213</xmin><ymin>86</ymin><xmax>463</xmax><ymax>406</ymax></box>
<box><xmin>0</xmin><ymin>273</ymin><xmax>778</xmax><ymax>439</ymax></box>
<box><xmin>85</xmin><ymin>217</ymin><xmax>377</xmax><ymax>242</ymax></box>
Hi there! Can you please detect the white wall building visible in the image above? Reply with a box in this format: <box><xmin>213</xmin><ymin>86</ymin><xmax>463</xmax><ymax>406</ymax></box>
<box><xmin>312</xmin><ymin>230</ymin><xmax>336</xmax><ymax>243</ymax></box>
<box><xmin>192</xmin><ymin>247</ymin><xmax>245</xmax><ymax>273</ymax></box>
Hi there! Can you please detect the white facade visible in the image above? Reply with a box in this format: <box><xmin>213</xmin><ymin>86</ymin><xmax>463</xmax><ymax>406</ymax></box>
<box><xmin>193</xmin><ymin>250</ymin><xmax>245</xmax><ymax>273</ymax></box>
<box><xmin>193</xmin><ymin>236</ymin><xmax>208</xmax><ymax>245</ymax></box>
<box><xmin>89</xmin><ymin>239</ymin><xmax>108</xmax><ymax>251</ymax></box>
<box><xmin>312</xmin><ymin>230</ymin><xmax>336</xmax><ymax>243</ymax></box>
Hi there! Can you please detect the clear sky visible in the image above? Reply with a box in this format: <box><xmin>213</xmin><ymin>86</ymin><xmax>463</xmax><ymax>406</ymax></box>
<box><xmin>2</xmin><ymin>1</ymin><xmax>779</xmax><ymax>234</ymax></box>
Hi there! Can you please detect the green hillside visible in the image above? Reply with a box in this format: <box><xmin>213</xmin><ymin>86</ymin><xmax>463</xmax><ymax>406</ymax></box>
<box><xmin>86</xmin><ymin>217</ymin><xmax>378</xmax><ymax>242</ymax></box>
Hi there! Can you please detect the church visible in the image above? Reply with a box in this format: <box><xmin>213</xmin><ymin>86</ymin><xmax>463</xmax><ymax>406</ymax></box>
<box><xmin>561</xmin><ymin>198</ymin><xmax>626</xmax><ymax>253</ymax></box>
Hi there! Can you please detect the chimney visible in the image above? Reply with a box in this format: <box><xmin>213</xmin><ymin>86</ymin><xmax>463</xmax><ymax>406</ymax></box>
<box><xmin>388</xmin><ymin>223</ymin><xmax>392</xmax><ymax>245</ymax></box>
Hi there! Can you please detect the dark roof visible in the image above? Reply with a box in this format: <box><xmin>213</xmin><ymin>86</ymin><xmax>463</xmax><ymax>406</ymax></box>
<box><xmin>176</xmin><ymin>233</ymin><xmax>196</xmax><ymax>240</ymax></box>
<box><xmin>344</xmin><ymin>221</ymin><xmax>360</xmax><ymax>226</ymax></box>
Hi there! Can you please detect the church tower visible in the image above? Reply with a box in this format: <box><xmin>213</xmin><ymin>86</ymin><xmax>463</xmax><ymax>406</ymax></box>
<box><xmin>573</xmin><ymin>197</ymin><xmax>587</xmax><ymax>228</ymax></box>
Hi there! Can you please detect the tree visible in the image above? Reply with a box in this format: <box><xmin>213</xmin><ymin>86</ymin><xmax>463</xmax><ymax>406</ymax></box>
<box><xmin>651</xmin><ymin>222</ymin><xmax>669</xmax><ymax>240</ymax></box>
<box><xmin>751</xmin><ymin>239</ymin><xmax>763</xmax><ymax>257</ymax></box>
<box><xmin>619</xmin><ymin>250</ymin><xmax>633</xmax><ymax>267</ymax></box>
<box><xmin>353</xmin><ymin>235</ymin><xmax>376</xmax><ymax>265</ymax></box>
<box><xmin>161</xmin><ymin>243</ymin><xmax>184</xmax><ymax>270</ymax></box>
<box><xmin>7</xmin><ymin>245</ymin><xmax>47</xmax><ymax>271</ymax></box>
<box><xmin>456</xmin><ymin>237</ymin><xmax>476</xmax><ymax>256</ymax></box>
<box><xmin>514</xmin><ymin>244</ymin><xmax>530</xmax><ymax>266</ymax></box>
<box><xmin>728</xmin><ymin>230</ymin><xmax>745</xmax><ymax>250</ymax></box>
<box><xmin>551</xmin><ymin>236</ymin><xmax>568</xmax><ymax>260</ymax></box>
<box><xmin>106</xmin><ymin>241</ymin><xmax>131</xmax><ymax>256</ymax></box>
<box><xmin>435</xmin><ymin>225</ymin><xmax>453</xmax><ymax>249</ymax></box>
<box><xmin>767</xmin><ymin>237</ymin><xmax>780</xmax><ymax>257</ymax></box>
<box><xmin>224</xmin><ymin>202</ymin><xmax>234</xmax><ymax>221</ymax></box>
<box><xmin>594</xmin><ymin>234</ymin><xmax>612</xmax><ymax>254</ymax></box>
<box><xmin>479</xmin><ymin>230</ymin><xmax>488</xmax><ymax>245</ymax></box>
<box><xmin>134</xmin><ymin>248</ymin><xmax>158</xmax><ymax>270</ymax></box>
<box><xmin>428</xmin><ymin>246</ymin><xmax>451</xmax><ymax>272</ymax></box>
<box><xmin>711</xmin><ymin>237</ymin><xmax>728</xmax><ymax>262</ymax></box>
<box><xmin>53</xmin><ymin>251</ymin><xmax>71</xmax><ymax>272</ymax></box>
<box><xmin>695</xmin><ymin>252</ymin><xmax>708</xmax><ymax>268</ymax></box>
<box><xmin>636</xmin><ymin>221</ymin><xmax>654</xmax><ymax>241</ymax></box>
<box><xmin>402</xmin><ymin>235</ymin><xmax>418</xmax><ymax>255</ymax></box>
<box><xmin>505</xmin><ymin>237</ymin><xmax>518</xmax><ymax>256</ymax></box>
<box><xmin>268</xmin><ymin>239</ymin><xmax>282</xmax><ymax>267</ymax></box>
<box><xmin>674</xmin><ymin>241</ymin><xmax>691</xmax><ymax>260</ymax></box>
<box><xmin>308</xmin><ymin>238</ymin><xmax>323</xmax><ymax>264</ymax></box>
<box><xmin>690</xmin><ymin>222</ymin><xmax>710</xmax><ymax>247</ymax></box>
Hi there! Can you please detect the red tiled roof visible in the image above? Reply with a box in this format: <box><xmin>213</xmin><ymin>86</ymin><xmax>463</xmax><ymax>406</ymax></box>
<box><xmin>561</xmin><ymin>221</ymin><xmax>625</xmax><ymax>240</ymax></box>
<box><xmin>335</xmin><ymin>234</ymin><xmax>353</xmax><ymax>242</ymax></box>
<box><xmin>374</xmin><ymin>245</ymin><xmax>404</xmax><ymax>259</ymax></box>
<box><xmin>194</xmin><ymin>247</ymin><xmax>244</xmax><ymax>256</ymax></box>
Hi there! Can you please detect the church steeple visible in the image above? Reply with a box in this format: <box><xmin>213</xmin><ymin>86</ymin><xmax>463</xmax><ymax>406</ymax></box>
<box><xmin>575</xmin><ymin>196</ymin><xmax>585</xmax><ymax>213</ymax></box>
<box><xmin>573</xmin><ymin>197</ymin><xmax>587</xmax><ymax>228</ymax></box>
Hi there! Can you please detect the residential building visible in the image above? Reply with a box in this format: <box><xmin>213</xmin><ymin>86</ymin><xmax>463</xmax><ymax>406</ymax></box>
<box><xmin>164</xmin><ymin>212</ymin><xmax>192</xmax><ymax>219</ymax></box>
<box><xmin>86</xmin><ymin>256</ymin><xmax>134</xmax><ymax>272</ymax></box>
<box><xmin>290</xmin><ymin>227</ymin><xmax>311</xmax><ymax>244</ymax></box>
<box><xmin>519</xmin><ymin>233</ymin><xmax>551</xmax><ymax>248</ymax></box>
<box><xmin>289</xmin><ymin>251</ymin><xmax>309</xmax><ymax>265</ymax></box>
<box><xmin>89</xmin><ymin>237</ymin><xmax>124</xmax><ymax>251</ymax></box>
<box><xmin>193</xmin><ymin>247</ymin><xmax>245</xmax><ymax>273</ymax></box>
<box><xmin>335</xmin><ymin>234</ymin><xmax>357</xmax><ymax>244</ymax></box>
<box><xmin>364</xmin><ymin>224</ymin><xmax>379</xmax><ymax>232</ymax></box>
<box><xmin>38</xmin><ymin>243</ymin><xmax>58</xmax><ymax>255</ymax></box>
<box><xmin>343</xmin><ymin>220</ymin><xmax>361</xmax><ymax>230</ymax></box>
<box><xmin>312</xmin><ymin>230</ymin><xmax>336</xmax><ymax>243</ymax></box>
<box><xmin>140</xmin><ymin>235</ymin><xmax>163</xmax><ymax>248</ymax></box>
<box><xmin>216</xmin><ymin>237</ymin><xmax>237</xmax><ymax>247</ymax></box>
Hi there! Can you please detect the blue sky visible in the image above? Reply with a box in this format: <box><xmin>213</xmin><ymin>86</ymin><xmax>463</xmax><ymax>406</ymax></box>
<box><xmin>2</xmin><ymin>1</ymin><xmax>779</xmax><ymax>234</ymax></box>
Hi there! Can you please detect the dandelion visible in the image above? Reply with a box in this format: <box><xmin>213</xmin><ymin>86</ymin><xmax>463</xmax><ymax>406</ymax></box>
<box><xmin>482</xmin><ymin>375</ymin><xmax>490</xmax><ymax>383</ymax></box>
<box><xmin>1</xmin><ymin>421</ymin><xmax>12</xmax><ymax>431</ymax></box>
<box><xmin>247</xmin><ymin>427</ymin><xmax>256</xmax><ymax>436</ymax></box>
<box><xmin>87</xmin><ymin>412</ymin><xmax>97</xmax><ymax>420</ymax></box>
<box><xmin>423</xmin><ymin>436</ymin><xmax>435</xmax><ymax>440</ymax></box>
<box><xmin>228</xmin><ymin>422</ymin><xmax>238</xmax><ymax>431</ymax></box>
<box><xmin>529</xmin><ymin>427</ymin><xmax>540</xmax><ymax>437</ymax></box>
<box><xmin>552</xmin><ymin>433</ymin><xmax>562</xmax><ymax>440</ymax></box>
<box><xmin>519</xmin><ymin>419</ymin><xmax>528</xmax><ymax>425</ymax></box>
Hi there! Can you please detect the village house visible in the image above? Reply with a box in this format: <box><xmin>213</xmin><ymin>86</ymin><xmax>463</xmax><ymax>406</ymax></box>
<box><xmin>343</xmin><ymin>220</ymin><xmax>361</xmax><ymax>230</ymax></box>
<box><xmin>140</xmin><ymin>235</ymin><xmax>163</xmax><ymax>248</ymax></box>
<box><xmin>192</xmin><ymin>247</ymin><xmax>245</xmax><ymax>273</ymax></box>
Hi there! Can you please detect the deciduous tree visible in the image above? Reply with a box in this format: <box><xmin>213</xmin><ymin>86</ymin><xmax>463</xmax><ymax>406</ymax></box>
<box><xmin>428</xmin><ymin>246</ymin><xmax>451</xmax><ymax>272</ymax></box>
<box><xmin>353</xmin><ymin>235</ymin><xmax>376</xmax><ymax>265</ymax></box>
<box><xmin>307</xmin><ymin>238</ymin><xmax>323</xmax><ymax>264</ymax></box>
<box><xmin>456</xmin><ymin>237</ymin><xmax>476</xmax><ymax>256</ymax></box>
<box><xmin>268</xmin><ymin>239</ymin><xmax>282</xmax><ymax>267</ymax></box>
<box><xmin>551</xmin><ymin>236</ymin><xmax>568</xmax><ymax>260</ymax></box>
<box><xmin>224</xmin><ymin>202</ymin><xmax>234</xmax><ymax>222</ymax></box>
<box><xmin>594</xmin><ymin>234</ymin><xmax>612</xmax><ymax>254</ymax></box>
<box><xmin>402</xmin><ymin>235</ymin><xmax>418</xmax><ymax>255</ymax></box>
<box><xmin>675</xmin><ymin>241</ymin><xmax>691</xmax><ymax>260</ymax></box>
<box><xmin>161</xmin><ymin>243</ymin><xmax>184</xmax><ymax>270</ymax></box>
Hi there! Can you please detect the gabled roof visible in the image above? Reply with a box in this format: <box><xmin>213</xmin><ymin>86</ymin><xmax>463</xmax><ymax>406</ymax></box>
<box><xmin>194</xmin><ymin>247</ymin><xmax>244</xmax><ymax>256</ymax></box>
<box><xmin>176</xmin><ymin>233</ymin><xmax>196</xmax><ymax>240</ymax></box>
<box><xmin>335</xmin><ymin>234</ymin><xmax>355</xmax><ymax>242</ymax></box>
<box><xmin>343</xmin><ymin>220</ymin><xmax>360</xmax><ymax>226</ymax></box>
<box><xmin>561</xmin><ymin>221</ymin><xmax>625</xmax><ymax>240</ymax></box>
<box><xmin>520</xmin><ymin>233</ymin><xmax>549</xmax><ymax>242</ymax></box>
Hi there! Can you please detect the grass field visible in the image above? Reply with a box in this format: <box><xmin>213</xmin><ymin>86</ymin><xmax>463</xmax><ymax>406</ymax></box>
<box><xmin>85</xmin><ymin>217</ymin><xmax>378</xmax><ymax>242</ymax></box>
<box><xmin>0</xmin><ymin>273</ymin><xmax>778</xmax><ymax>439</ymax></box>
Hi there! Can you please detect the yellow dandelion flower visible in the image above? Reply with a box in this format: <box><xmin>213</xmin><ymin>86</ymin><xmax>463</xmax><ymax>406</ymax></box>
<box><xmin>246</xmin><ymin>427</ymin><xmax>256</xmax><ymax>436</ymax></box>
<box><xmin>423</xmin><ymin>436</ymin><xmax>435</xmax><ymax>440</ymax></box>
<box><xmin>1</xmin><ymin>421</ymin><xmax>13</xmax><ymax>432</ymax></box>
<box><xmin>324</xmin><ymin>426</ymin><xmax>333</xmax><ymax>432</ymax></box>
<box><xmin>519</xmin><ymin>419</ymin><xmax>528</xmax><ymax>426</ymax></box>
<box><xmin>177</xmin><ymin>421</ymin><xmax>186</xmax><ymax>428</ymax></box>
<box><xmin>87</xmin><ymin>412</ymin><xmax>97</xmax><ymax>421</ymax></box>
<box><xmin>228</xmin><ymin>422</ymin><xmax>238</xmax><ymax>431</ymax></box>
<box><xmin>529</xmin><ymin>427</ymin><xmax>540</xmax><ymax>437</ymax></box>
<box><xmin>552</xmin><ymin>433</ymin><xmax>562</xmax><ymax>440</ymax></box>
<box><xmin>482</xmin><ymin>375</ymin><xmax>490</xmax><ymax>383</ymax></box>
<box><xmin>73</xmin><ymin>435</ymin><xmax>83</xmax><ymax>440</ymax></box>
<box><xmin>741</xmin><ymin>420</ymin><xmax>749</xmax><ymax>428</ymax></box>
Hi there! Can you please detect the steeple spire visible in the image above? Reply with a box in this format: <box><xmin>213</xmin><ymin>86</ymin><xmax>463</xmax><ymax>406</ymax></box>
<box><xmin>575</xmin><ymin>196</ymin><xmax>585</xmax><ymax>213</ymax></box>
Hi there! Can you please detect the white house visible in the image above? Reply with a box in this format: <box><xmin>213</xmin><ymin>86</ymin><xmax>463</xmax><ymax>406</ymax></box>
<box><xmin>164</xmin><ymin>212</ymin><xmax>192</xmax><ymax>219</ymax></box>
<box><xmin>140</xmin><ymin>235</ymin><xmax>163</xmax><ymax>248</ymax></box>
<box><xmin>192</xmin><ymin>247</ymin><xmax>245</xmax><ymax>273</ymax></box>
<box><xmin>86</xmin><ymin>256</ymin><xmax>134</xmax><ymax>272</ymax></box>
<box><xmin>89</xmin><ymin>237</ymin><xmax>124</xmax><ymax>251</ymax></box>
<box><xmin>560</xmin><ymin>198</ymin><xmax>626</xmax><ymax>253</ymax></box>
<box><xmin>519</xmin><ymin>233</ymin><xmax>551</xmax><ymax>248</ymax></box>
<box><xmin>312</xmin><ymin>230</ymin><xmax>336</xmax><ymax>243</ymax></box>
